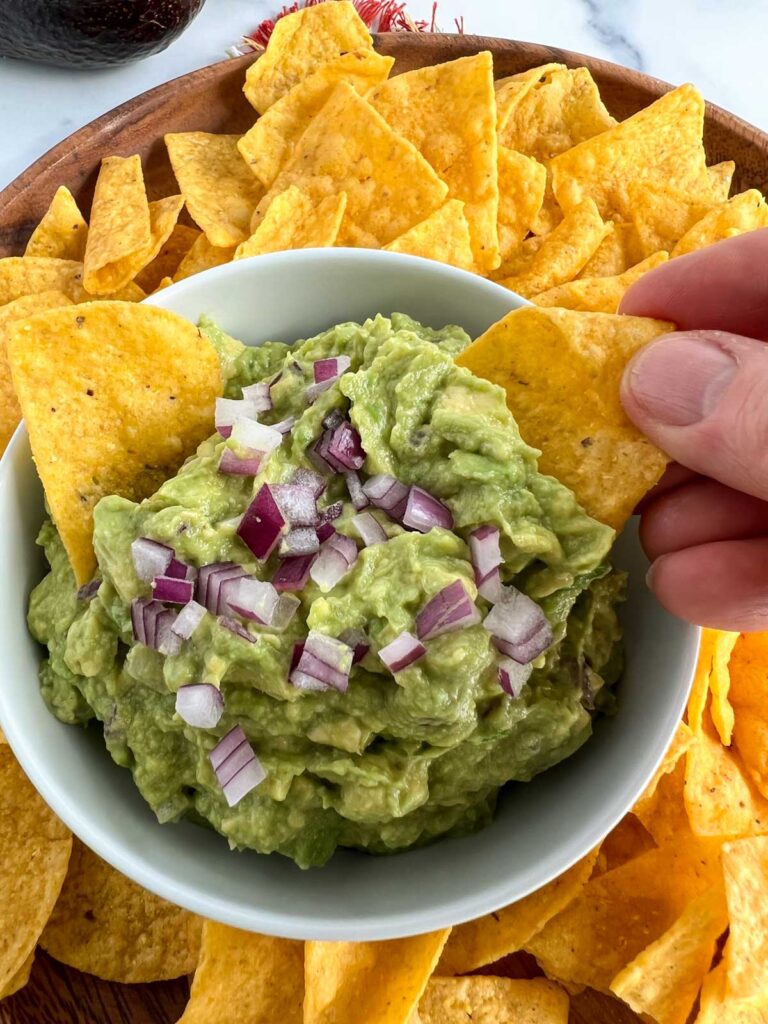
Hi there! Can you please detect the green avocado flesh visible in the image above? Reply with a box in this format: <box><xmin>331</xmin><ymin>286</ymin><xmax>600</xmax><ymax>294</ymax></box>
<box><xmin>29</xmin><ymin>313</ymin><xmax>625</xmax><ymax>868</ymax></box>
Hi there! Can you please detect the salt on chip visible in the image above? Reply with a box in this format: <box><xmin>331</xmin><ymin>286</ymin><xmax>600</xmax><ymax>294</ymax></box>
<box><xmin>251</xmin><ymin>82</ymin><xmax>448</xmax><ymax>250</ymax></box>
<box><xmin>174</xmin><ymin>234</ymin><xmax>235</xmax><ymax>281</ymax></box>
<box><xmin>437</xmin><ymin>847</ymin><xmax>599</xmax><ymax>975</ymax></box>
<box><xmin>24</xmin><ymin>186</ymin><xmax>88</xmax><ymax>262</ymax></box>
<box><xmin>134</xmin><ymin>223</ymin><xmax>200</xmax><ymax>293</ymax></box>
<box><xmin>304</xmin><ymin>929</ymin><xmax>450</xmax><ymax>1024</ymax></box>
<box><xmin>238</xmin><ymin>49</ymin><xmax>394</xmax><ymax>188</ymax></box>
<box><xmin>235</xmin><ymin>187</ymin><xmax>346</xmax><ymax>259</ymax></box>
<box><xmin>243</xmin><ymin>0</ymin><xmax>373</xmax><ymax>114</ymax></box>
<box><xmin>722</xmin><ymin>835</ymin><xmax>768</xmax><ymax>1002</ymax></box>
<box><xmin>551</xmin><ymin>84</ymin><xmax>712</xmax><ymax>221</ymax></box>
<box><xmin>0</xmin><ymin>744</ymin><xmax>72</xmax><ymax>994</ymax></box>
<box><xmin>497</xmin><ymin>147</ymin><xmax>547</xmax><ymax>260</ymax></box>
<box><xmin>166</xmin><ymin>133</ymin><xmax>264</xmax><ymax>247</ymax></box>
<box><xmin>498</xmin><ymin>197</ymin><xmax>610</xmax><ymax>297</ymax></box>
<box><xmin>384</xmin><ymin>199</ymin><xmax>475</xmax><ymax>271</ymax></box>
<box><xmin>729</xmin><ymin>633</ymin><xmax>768</xmax><ymax>800</ymax></box>
<box><xmin>708</xmin><ymin>161</ymin><xmax>735</xmax><ymax>201</ymax></box>
<box><xmin>495</xmin><ymin>63</ymin><xmax>567</xmax><ymax>135</ymax></box>
<box><xmin>533</xmin><ymin>251</ymin><xmax>668</xmax><ymax>313</ymax></box>
<box><xmin>628</xmin><ymin>180</ymin><xmax>715</xmax><ymax>257</ymax></box>
<box><xmin>7</xmin><ymin>301</ymin><xmax>222</xmax><ymax>584</ymax></box>
<box><xmin>672</xmin><ymin>189</ymin><xmax>768</xmax><ymax>256</ymax></box>
<box><xmin>371</xmin><ymin>52</ymin><xmax>499</xmax><ymax>271</ymax></box>
<box><xmin>456</xmin><ymin>306</ymin><xmax>673</xmax><ymax>529</ymax></box>
<box><xmin>610</xmin><ymin>883</ymin><xmax>728</xmax><ymax>1024</ymax></box>
<box><xmin>418</xmin><ymin>976</ymin><xmax>569</xmax><ymax>1024</ymax></box>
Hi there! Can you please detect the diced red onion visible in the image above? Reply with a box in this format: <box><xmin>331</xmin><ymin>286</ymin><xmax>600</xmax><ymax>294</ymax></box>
<box><xmin>77</xmin><ymin>579</ymin><xmax>100</xmax><ymax>602</ymax></box>
<box><xmin>378</xmin><ymin>631</ymin><xmax>427</xmax><ymax>673</ymax></box>
<box><xmin>215</xmin><ymin>397</ymin><xmax>264</xmax><ymax>438</ymax></box>
<box><xmin>322</xmin><ymin>409</ymin><xmax>345</xmax><ymax>431</ymax></box>
<box><xmin>326</xmin><ymin>421</ymin><xmax>365</xmax><ymax>472</ymax></box>
<box><xmin>229</xmin><ymin>417</ymin><xmax>283</xmax><ymax>457</ymax></box>
<box><xmin>241</xmin><ymin>381</ymin><xmax>272</xmax><ymax>413</ymax></box>
<box><xmin>307</xmin><ymin>438</ymin><xmax>335</xmax><ymax>477</ymax></box>
<box><xmin>227</xmin><ymin>577</ymin><xmax>279</xmax><ymax>624</ymax></box>
<box><xmin>272</xmin><ymin>483</ymin><xmax>319</xmax><ymax>526</ymax></box>
<box><xmin>351</xmin><ymin>512</ymin><xmax>387</xmax><ymax>546</ymax></box>
<box><xmin>165</xmin><ymin>557</ymin><xmax>196</xmax><ymax>581</ymax></box>
<box><xmin>402</xmin><ymin>486</ymin><xmax>453</xmax><ymax>533</ymax></box>
<box><xmin>171</xmin><ymin>600</ymin><xmax>207</xmax><ymax>640</ymax></box>
<box><xmin>476</xmin><ymin>566</ymin><xmax>505</xmax><ymax>604</ymax></box>
<box><xmin>498</xmin><ymin>658</ymin><xmax>533</xmax><ymax>698</ymax></box>
<box><xmin>310</xmin><ymin>533</ymin><xmax>358</xmax><ymax>591</ymax></box>
<box><xmin>218</xmin><ymin>616</ymin><xmax>256</xmax><ymax>643</ymax></box>
<box><xmin>131</xmin><ymin>537</ymin><xmax>173</xmax><ymax>582</ymax></box>
<box><xmin>209</xmin><ymin>725</ymin><xmax>266</xmax><ymax>807</ymax></box>
<box><xmin>268</xmin><ymin>593</ymin><xmax>301</xmax><ymax>632</ymax></box>
<box><xmin>314</xmin><ymin>427</ymin><xmax>347</xmax><ymax>473</ymax></box>
<box><xmin>483</xmin><ymin>586</ymin><xmax>553</xmax><ymax>664</ymax></box>
<box><xmin>289</xmin><ymin>630</ymin><xmax>353</xmax><ymax>692</ymax></box>
<box><xmin>363</xmin><ymin>474</ymin><xmax>409</xmax><ymax>513</ymax></box>
<box><xmin>345</xmin><ymin>471</ymin><xmax>369</xmax><ymax>510</ymax></box>
<box><xmin>314</xmin><ymin>355</ymin><xmax>351</xmax><ymax>383</ymax></box>
<box><xmin>218</xmin><ymin>448</ymin><xmax>263</xmax><ymax>476</ymax></box>
<box><xmin>280</xmin><ymin>527</ymin><xmax>320</xmax><ymax>556</ymax></box>
<box><xmin>131</xmin><ymin>597</ymin><xmax>151</xmax><ymax>644</ymax></box>
<box><xmin>271</xmin><ymin>415</ymin><xmax>297</xmax><ymax>436</ymax></box>
<box><xmin>158</xmin><ymin>627</ymin><xmax>183</xmax><ymax>657</ymax></box>
<box><xmin>237</xmin><ymin>484</ymin><xmax>286</xmax><ymax>560</ymax></box>
<box><xmin>197</xmin><ymin>563</ymin><xmax>248</xmax><ymax>615</ymax></box>
<box><xmin>273</xmin><ymin>554</ymin><xmax>316</xmax><ymax>591</ymax></box>
<box><xmin>132</xmin><ymin>599</ymin><xmax>178</xmax><ymax>651</ymax></box>
<box><xmin>316</xmin><ymin>522</ymin><xmax>336</xmax><ymax>544</ymax></box>
<box><xmin>416</xmin><ymin>580</ymin><xmax>481</xmax><ymax>641</ymax></box>
<box><xmin>469</xmin><ymin>525</ymin><xmax>502</xmax><ymax>580</ymax></box>
<box><xmin>176</xmin><ymin>683</ymin><xmax>224</xmax><ymax>728</ymax></box>
<box><xmin>292</xmin><ymin>468</ymin><xmax>326</xmax><ymax>498</ymax></box>
<box><xmin>339</xmin><ymin>627</ymin><xmax>370</xmax><ymax>664</ymax></box>
<box><xmin>151</xmin><ymin>575</ymin><xmax>195</xmax><ymax>604</ymax></box>
<box><xmin>319</xmin><ymin>501</ymin><xmax>343</xmax><ymax>523</ymax></box>
<box><xmin>290</xmin><ymin>641</ymin><xmax>305</xmax><ymax>673</ymax></box>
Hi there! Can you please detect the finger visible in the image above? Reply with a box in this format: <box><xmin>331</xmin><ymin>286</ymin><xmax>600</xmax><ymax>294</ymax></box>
<box><xmin>621</xmin><ymin>330</ymin><xmax>768</xmax><ymax>502</ymax></box>
<box><xmin>648</xmin><ymin>538</ymin><xmax>768</xmax><ymax>631</ymax></box>
<box><xmin>634</xmin><ymin>462</ymin><xmax>700</xmax><ymax>514</ymax></box>
<box><xmin>619</xmin><ymin>228</ymin><xmax>768</xmax><ymax>341</ymax></box>
<box><xmin>640</xmin><ymin>478</ymin><xmax>768</xmax><ymax>560</ymax></box>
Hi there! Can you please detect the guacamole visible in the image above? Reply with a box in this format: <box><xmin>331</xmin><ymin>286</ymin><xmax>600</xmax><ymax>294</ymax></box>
<box><xmin>29</xmin><ymin>313</ymin><xmax>625</xmax><ymax>868</ymax></box>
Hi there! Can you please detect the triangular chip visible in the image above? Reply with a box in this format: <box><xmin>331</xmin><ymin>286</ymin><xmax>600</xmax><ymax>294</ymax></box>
<box><xmin>533</xmin><ymin>251</ymin><xmax>668</xmax><ymax>312</ymax></box>
<box><xmin>0</xmin><ymin>952</ymin><xmax>34</xmax><ymax>999</ymax></box>
<box><xmin>24</xmin><ymin>185</ymin><xmax>88</xmax><ymax>261</ymax></box>
<box><xmin>134</xmin><ymin>223</ymin><xmax>200</xmax><ymax>293</ymax></box>
<box><xmin>490</xmin><ymin>235</ymin><xmax>545</xmax><ymax>282</ymax></box>
<box><xmin>418</xmin><ymin>977</ymin><xmax>569</xmax><ymax>1024</ymax></box>
<box><xmin>672</xmin><ymin>189</ymin><xmax>768</xmax><ymax>256</ymax></box>
<box><xmin>251</xmin><ymin>82</ymin><xmax>448</xmax><ymax>249</ymax></box>
<box><xmin>696</xmin><ymin>961</ymin><xmax>768</xmax><ymax>1024</ymax></box>
<box><xmin>628</xmin><ymin>180</ymin><xmax>715</xmax><ymax>257</ymax></box>
<box><xmin>173</xmin><ymin>233</ymin><xmax>235</xmax><ymax>281</ymax></box>
<box><xmin>722</xmin><ymin>835</ymin><xmax>768</xmax><ymax>1002</ymax></box>
<box><xmin>456</xmin><ymin>306</ymin><xmax>673</xmax><ymax>528</ymax></box>
<box><xmin>7</xmin><ymin>301</ymin><xmax>222</xmax><ymax>584</ymax></box>
<box><xmin>729</xmin><ymin>633</ymin><xmax>768</xmax><ymax>799</ymax></box>
<box><xmin>495</xmin><ymin>64</ymin><xmax>567</xmax><ymax>135</ymax></box>
<box><xmin>708</xmin><ymin>161</ymin><xmax>735</xmax><ymax>201</ymax></box>
<box><xmin>235</xmin><ymin>187</ymin><xmax>346</xmax><ymax>259</ymax></box>
<box><xmin>0</xmin><ymin>257</ymin><xmax>144</xmax><ymax>305</ymax></box>
<box><xmin>166</xmin><ymin>133</ymin><xmax>265</xmax><ymax>247</ymax></box>
<box><xmin>710</xmin><ymin>631</ymin><xmax>739</xmax><ymax>746</ymax></box>
<box><xmin>238</xmin><ymin>49</ymin><xmax>394</xmax><ymax>188</ymax></box>
<box><xmin>578</xmin><ymin>222</ymin><xmax>640</xmax><ymax>278</ymax></box>
<box><xmin>497</xmin><ymin>147</ymin><xmax>547</xmax><ymax>260</ymax></box>
<box><xmin>632</xmin><ymin>721</ymin><xmax>695</xmax><ymax>828</ymax></box>
<box><xmin>595</xmin><ymin>814</ymin><xmax>656</xmax><ymax>875</ymax></box>
<box><xmin>371</xmin><ymin>52</ymin><xmax>499</xmax><ymax>270</ymax></box>
<box><xmin>304</xmin><ymin>929</ymin><xmax>450</xmax><ymax>1024</ymax></box>
<box><xmin>243</xmin><ymin>0</ymin><xmax>373</xmax><ymax>114</ymax></box>
<box><xmin>384</xmin><ymin>199</ymin><xmax>474</xmax><ymax>270</ymax></box>
<box><xmin>688</xmin><ymin>629</ymin><xmax>719</xmax><ymax>734</ymax></box>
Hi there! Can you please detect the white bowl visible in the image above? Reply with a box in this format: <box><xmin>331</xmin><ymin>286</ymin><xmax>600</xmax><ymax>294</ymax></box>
<box><xmin>0</xmin><ymin>249</ymin><xmax>698</xmax><ymax>940</ymax></box>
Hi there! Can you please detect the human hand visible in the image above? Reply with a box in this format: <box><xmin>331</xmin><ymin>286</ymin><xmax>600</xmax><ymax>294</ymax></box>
<box><xmin>619</xmin><ymin>228</ymin><xmax>768</xmax><ymax>631</ymax></box>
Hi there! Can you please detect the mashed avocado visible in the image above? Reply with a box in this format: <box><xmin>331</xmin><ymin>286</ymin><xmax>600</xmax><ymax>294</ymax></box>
<box><xmin>29</xmin><ymin>313</ymin><xmax>625</xmax><ymax>868</ymax></box>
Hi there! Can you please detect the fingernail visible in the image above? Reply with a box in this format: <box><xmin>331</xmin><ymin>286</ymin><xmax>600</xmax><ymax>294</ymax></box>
<box><xmin>625</xmin><ymin>333</ymin><xmax>737</xmax><ymax>426</ymax></box>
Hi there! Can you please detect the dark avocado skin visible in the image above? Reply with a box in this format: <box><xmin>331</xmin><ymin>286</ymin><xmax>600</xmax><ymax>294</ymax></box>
<box><xmin>0</xmin><ymin>0</ymin><xmax>207</xmax><ymax>68</ymax></box>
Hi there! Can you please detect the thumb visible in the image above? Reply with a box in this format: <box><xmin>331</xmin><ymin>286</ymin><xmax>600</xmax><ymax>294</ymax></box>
<box><xmin>621</xmin><ymin>330</ymin><xmax>768</xmax><ymax>502</ymax></box>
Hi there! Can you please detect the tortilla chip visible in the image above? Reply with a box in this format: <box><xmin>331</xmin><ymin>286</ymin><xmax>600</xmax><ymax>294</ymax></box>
<box><xmin>722</xmin><ymin>835</ymin><xmax>768</xmax><ymax>1001</ymax></box>
<box><xmin>173</xmin><ymin>234</ymin><xmax>235</xmax><ymax>281</ymax></box>
<box><xmin>41</xmin><ymin>837</ymin><xmax>201</xmax><ymax>982</ymax></box>
<box><xmin>239</xmin><ymin>49</ymin><xmax>394</xmax><ymax>188</ymax></box>
<box><xmin>419</xmin><ymin>976</ymin><xmax>569</xmax><ymax>1024</ymax></box>
<box><xmin>578</xmin><ymin>222</ymin><xmax>639</xmax><ymax>278</ymax></box>
<box><xmin>497</xmin><ymin>148</ymin><xmax>547</xmax><ymax>260</ymax></box>
<box><xmin>551</xmin><ymin>84</ymin><xmax>712</xmax><ymax>221</ymax></box>
<box><xmin>530</xmin><ymin>184</ymin><xmax>564</xmax><ymax>236</ymax></box>
<box><xmin>251</xmin><ymin>82</ymin><xmax>448</xmax><ymax>250</ymax></box>
<box><xmin>24</xmin><ymin>186</ymin><xmax>88</xmax><ymax>261</ymax></box>
<box><xmin>371</xmin><ymin>52</ymin><xmax>499</xmax><ymax>270</ymax></box>
<box><xmin>235</xmin><ymin>187</ymin><xmax>346</xmax><ymax>259</ymax></box>
<box><xmin>696</xmin><ymin>961</ymin><xmax>768</xmax><ymax>1024</ymax></box>
<box><xmin>134</xmin><ymin>223</ymin><xmax>200</xmax><ymax>293</ymax></box>
<box><xmin>635</xmin><ymin>722</ymin><xmax>695</xmax><ymax>815</ymax></box>
<box><xmin>595</xmin><ymin>814</ymin><xmax>656</xmax><ymax>876</ymax></box>
<box><xmin>0</xmin><ymin>952</ymin><xmax>34</xmax><ymax>999</ymax></box>
<box><xmin>179</xmin><ymin>922</ymin><xmax>303</xmax><ymax>1023</ymax></box>
<box><xmin>708</xmin><ymin>161</ymin><xmax>735</xmax><ymax>201</ymax></box>
<box><xmin>610</xmin><ymin>884</ymin><xmax>728</xmax><ymax>1024</ymax></box>
<box><xmin>243</xmin><ymin>0</ymin><xmax>373</xmax><ymax>114</ymax></box>
<box><xmin>672</xmin><ymin>189</ymin><xmax>768</xmax><ymax>256</ymax></box>
<box><xmin>729</xmin><ymin>633</ymin><xmax>768</xmax><ymax>799</ymax></box>
<box><xmin>384</xmin><ymin>199</ymin><xmax>475</xmax><ymax>271</ymax></box>
<box><xmin>7</xmin><ymin>301</ymin><xmax>222</xmax><ymax>584</ymax></box>
<box><xmin>495</xmin><ymin>64</ymin><xmax>567</xmax><ymax>135</ymax></box>
<box><xmin>689</xmin><ymin>630</ymin><xmax>718</xmax><ymax>734</ymax></box>
<box><xmin>629</xmin><ymin>180</ymin><xmax>715</xmax><ymax>257</ymax></box>
<box><xmin>0</xmin><ymin>745</ymin><xmax>72</xmax><ymax>994</ymax></box>
<box><xmin>153</xmin><ymin>276</ymin><xmax>174</xmax><ymax>292</ymax></box>
<box><xmin>710</xmin><ymin>632</ymin><xmax>739</xmax><ymax>746</ymax></box>
<box><xmin>0</xmin><ymin>290</ymin><xmax>74</xmax><ymax>455</ymax></box>
<box><xmin>438</xmin><ymin>847</ymin><xmax>599</xmax><ymax>975</ymax></box>
<box><xmin>456</xmin><ymin>306</ymin><xmax>673</xmax><ymax>529</ymax></box>
<box><xmin>532</xmin><ymin>251</ymin><xmax>668</xmax><ymax>312</ymax></box>
<box><xmin>0</xmin><ymin>257</ymin><xmax>88</xmax><ymax>305</ymax></box>
<box><xmin>304</xmin><ymin>929</ymin><xmax>450</xmax><ymax>1024</ymax></box>
<box><xmin>166</xmin><ymin>133</ymin><xmax>264</xmax><ymax>247</ymax></box>
<box><xmin>498</xmin><ymin>198</ymin><xmax>610</xmax><ymax>297</ymax></box>
<box><xmin>490</xmin><ymin>236</ymin><xmax>546</xmax><ymax>282</ymax></box>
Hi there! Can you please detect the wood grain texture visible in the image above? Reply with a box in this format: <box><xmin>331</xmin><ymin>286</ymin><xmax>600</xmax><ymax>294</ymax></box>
<box><xmin>0</xmin><ymin>33</ymin><xmax>763</xmax><ymax>1023</ymax></box>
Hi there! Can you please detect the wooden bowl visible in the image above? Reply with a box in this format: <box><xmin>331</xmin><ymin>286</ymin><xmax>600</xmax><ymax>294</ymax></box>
<box><xmin>1</xmin><ymin>34</ymin><xmax>766</xmax><ymax>1024</ymax></box>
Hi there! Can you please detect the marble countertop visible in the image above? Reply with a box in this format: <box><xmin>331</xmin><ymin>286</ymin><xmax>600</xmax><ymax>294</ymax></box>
<box><xmin>0</xmin><ymin>0</ymin><xmax>766</xmax><ymax>191</ymax></box>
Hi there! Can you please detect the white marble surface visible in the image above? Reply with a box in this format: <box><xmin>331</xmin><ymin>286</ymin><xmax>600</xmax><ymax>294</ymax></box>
<box><xmin>0</xmin><ymin>0</ymin><xmax>766</xmax><ymax>191</ymax></box>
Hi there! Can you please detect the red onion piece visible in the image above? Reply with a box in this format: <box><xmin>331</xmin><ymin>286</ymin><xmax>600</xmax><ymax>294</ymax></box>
<box><xmin>215</xmin><ymin>396</ymin><xmax>263</xmax><ymax>438</ymax></box>
<box><xmin>378</xmin><ymin>631</ymin><xmax>426</xmax><ymax>673</ymax></box>
<box><xmin>469</xmin><ymin>525</ymin><xmax>502</xmax><ymax>580</ymax></box>
<box><xmin>241</xmin><ymin>381</ymin><xmax>272</xmax><ymax>413</ymax></box>
<box><xmin>268</xmin><ymin>593</ymin><xmax>300</xmax><ymax>632</ymax></box>
<box><xmin>131</xmin><ymin>597</ymin><xmax>151</xmax><ymax>644</ymax></box>
<box><xmin>197</xmin><ymin>563</ymin><xmax>248</xmax><ymax>616</ymax></box>
<box><xmin>363</xmin><ymin>474</ymin><xmax>409</xmax><ymax>513</ymax></box>
<box><xmin>209</xmin><ymin>726</ymin><xmax>266</xmax><ymax>807</ymax></box>
<box><xmin>132</xmin><ymin>599</ymin><xmax>178</xmax><ymax>651</ymax></box>
<box><xmin>218</xmin><ymin>448</ymin><xmax>263</xmax><ymax>476</ymax></box>
<box><xmin>322</xmin><ymin>409</ymin><xmax>345</xmax><ymax>431</ymax></box>
<box><xmin>314</xmin><ymin>426</ymin><xmax>348</xmax><ymax>473</ymax></box>
<box><xmin>319</xmin><ymin>501</ymin><xmax>343</xmax><ymax>523</ymax></box>
<box><xmin>344</xmin><ymin>470</ymin><xmax>369</xmax><ymax>510</ymax></box>
<box><xmin>166</xmin><ymin>557</ymin><xmax>196</xmax><ymax>581</ymax></box>
<box><xmin>316</xmin><ymin>522</ymin><xmax>337</xmax><ymax>544</ymax></box>
<box><xmin>237</xmin><ymin>484</ymin><xmax>286</xmax><ymax>560</ymax></box>
<box><xmin>326</xmin><ymin>421</ymin><xmax>365</xmax><ymax>471</ymax></box>
<box><xmin>222</xmin><ymin>758</ymin><xmax>267</xmax><ymax>807</ymax></box>
<box><xmin>131</xmin><ymin>537</ymin><xmax>173</xmax><ymax>581</ymax></box>
<box><xmin>77</xmin><ymin>579</ymin><xmax>100</xmax><ymax>602</ymax></box>
<box><xmin>272</xmin><ymin>415</ymin><xmax>297</xmax><ymax>436</ymax></box>
<box><xmin>290</xmin><ymin>641</ymin><xmax>305</xmax><ymax>673</ymax></box>
<box><xmin>280</xmin><ymin>527</ymin><xmax>320</xmax><ymax>556</ymax></box>
<box><xmin>218</xmin><ymin>615</ymin><xmax>256</xmax><ymax>643</ymax></box>
<box><xmin>351</xmin><ymin>512</ymin><xmax>387</xmax><ymax>546</ymax></box>
<box><xmin>292</xmin><ymin>468</ymin><xmax>326</xmax><ymax>498</ymax></box>
<box><xmin>158</xmin><ymin>627</ymin><xmax>183</xmax><ymax>657</ymax></box>
<box><xmin>227</xmin><ymin>577</ymin><xmax>279</xmax><ymax>624</ymax></box>
<box><xmin>476</xmin><ymin>566</ymin><xmax>505</xmax><ymax>604</ymax></box>
<box><xmin>416</xmin><ymin>580</ymin><xmax>481</xmax><ymax>641</ymax></box>
<box><xmin>272</xmin><ymin>483</ymin><xmax>319</xmax><ymax>526</ymax></box>
<box><xmin>197</xmin><ymin>562</ymin><xmax>238</xmax><ymax>610</ymax></box>
<box><xmin>289</xmin><ymin>631</ymin><xmax>353</xmax><ymax>692</ymax></box>
<box><xmin>313</xmin><ymin>355</ymin><xmax>351</xmax><ymax>383</ymax></box>
<box><xmin>483</xmin><ymin>586</ymin><xmax>553</xmax><ymax>664</ymax></box>
<box><xmin>339</xmin><ymin>627</ymin><xmax>370</xmax><ymax>664</ymax></box>
<box><xmin>171</xmin><ymin>600</ymin><xmax>207</xmax><ymax>640</ymax></box>
<box><xmin>229</xmin><ymin>417</ymin><xmax>283</xmax><ymax>457</ymax></box>
<box><xmin>176</xmin><ymin>684</ymin><xmax>224</xmax><ymax>728</ymax></box>
<box><xmin>310</xmin><ymin>533</ymin><xmax>358</xmax><ymax>591</ymax></box>
<box><xmin>498</xmin><ymin>658</ymin><xmax>533</xmax><ymax>698</ymax></box>
<box><xmin>273</xmin><ymin>554</ymin><xmax>316</xmax><ymax>591</ymax></box>
<box><xmin>402</xmin><ymin>486</ymin><xmax>453</xmax><ymax>533</ymax></box>
<box><xmin>151</xmin><ymin>575</ymin><xmax>195</xmax><ymax>605</ymax></box>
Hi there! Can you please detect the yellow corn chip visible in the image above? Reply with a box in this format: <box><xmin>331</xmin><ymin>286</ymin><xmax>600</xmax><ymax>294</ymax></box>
<box><xmin>0</xmin><ymin>257</ymin><xmax>87</xmax><ymax>305</ymax></box>
<box><xmin>0</xmin><ymin>745</ymin><xmax>72</xmax><ymax>994</ymax></box>
<box><xmin>672</xmin><ymin>189</ymin><xmax>768</xmax><ymax>256</ymax></box>
<box><xmin>179</xmin><ymin>922</ymin><xmax>303</xmax><ymax>1023</ymax></box>
<box><xmin>708</xmin><ymin>161</ymin><xmax>736</xmax><ymax>201</ymax></box>
<box><xmin>24</xmin><ymin>185</ymin><xmax>88</xmax><ymax>261</ymax></box>
<box><xmin>371</xmin><ymin>52</ymin><xmax>499</xmax><ymax>270</ymax></box>
<box><xmin>252</xmin><ymin>82</ymin><xmax>448</xmax><ymax>249</ymax></box>
<box><xmin>495</xmin><ymin>64</ymin><xmax>567</xmax><ymax>135</ymax></box>
<box><xmin>595</xmin><ymin>814</ymin><xmax>656</xmax><ymax>876</ymax></box>
<box><xmin>438</xmin><ymin>847</ymin><xmax>599</xmax><ymax>975</ymax></box>
<box><xmin>173</xmin><ymin>234</ymin><xmax>235</xmax><ymax>281</ymax></box>
<box><xmin>304</xmin><ymin>929</ymin><xmax>450</xmax><ymax>1024</ymax></box>
<box><xmin>710</xmin><ymin>631</ymin><xmax>739</xmax><ymax>746</ymax></box>
<box><xmin>239</xmin><ymin>49</ymin><xmax>394</xmax><ymax>188</ymax></box>
<box><xmin>41</xmin><ymin>838</ymin><xmax>201</xmax><ymax>982</ymax></box>
<box><xmin>7</xmin><ymin>301</ymin><xmax>222</xmax><ymax>584</ymax></box>
<box><xmin>632</xmin><ymin>722</ymin><xmax>695</xmax><ymax>831</ymax></box>
<box><xmin>629</xmin><ymin>180</ymin><xmax>715</xmax><ymax>256</ymax></box>
<box><xmin>497</xmin><ymin>148</ymin><xmax>547</xmax><ymax>260</ymax></box>
<box><xmin>696</xmin><ymin>961</ymin><xmax>768</xmax><ymax>1024</ymax></box>
<box><xmin>243</xmin><ymin>0</ymin><xmax>373</xmax><ymax>114</ymax></box>
<box><xmin>722</xmin><ymin>835</ymin><xmax>768</xmax><ymax>1001</ymax></box>
<box><xmin>533</xmin><ymin>251</ymin><xmax>668</xmax><ymax>312</ymax></box>
<box><xmin>530</xmin><ymin>183</ymin><xmax>564</xmax><ymax>236</ymax></box>
<box><xmin>0</xmin><ymin>290</ymin><xmax>73</xmax><ymax>455</ymax></box>
<box><xmin>729</xmin><ymin>633</ymin><xmax>768</xmax><ymax>799</ymax></box>
<box><xmin>610</xmin><ymin>884</ymin><xmax>728</xmax><ymax>1024</ymax></box>
<box><xmin>235</xmin><ymin>187</ymin><xmax>346</xmax><ymax>259</ymax></box>
<box><xmin>689</xmin><ymin>629</ymin><xmax>719</xmax><ymax>734</ymax></box>
<box><xmin>498</xmin><ymin>197</ymin><xmax>610</xmax><ymax>297</ymax></box>
<box><xmin>456</xmin><ymin>306</ymin><xmax>672</xmax><ymax>529</ymax></box>
<box><xmin>578</xmin><ymin>222</ymin><xmax>639</xmax><ymax>278</ymax></box>
<box><xmin>551</xmin><ymin>84</ymin><xmax>712</xmax><ymax>221</ymax></box>
<box><xmin>490</xmin><ymin>235</ymin><xmax>546</xmax><ymax>282</ymax></box>
<box><xmin>419</xmin><ymin>976</ymin><xmax>569</xmax><ymax>1024</ymax></box>
<box><xmin>384</xmin><ymin>199</ymin><xmax>475</xmax><ymax>270</ymax></box>
<box><xmin>153</xmin><ymin>276</ymin><xmax>174</xmax><ymax>292</ymax></box>
<box><xmin>0</xmin><ymin>952</ymin><xmax>34</xmax><ymax>999</ymax></box>
<box><xmin>166</xmin><ymin>133</ymin><xmax>264</xmax><ymax>247</ymax></box>
<box><xmin>134</xmin><ymin>223</ymin><xmax>200</xmax><ymax>293</ymax></box>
